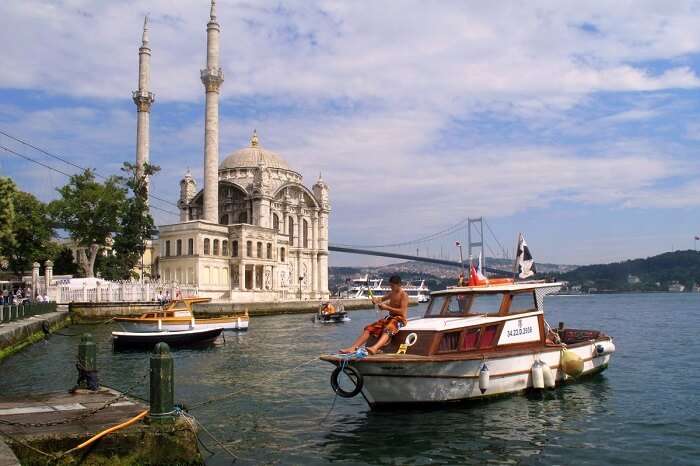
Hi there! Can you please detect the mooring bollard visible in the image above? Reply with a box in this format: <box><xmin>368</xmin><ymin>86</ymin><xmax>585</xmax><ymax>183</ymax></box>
<box><xmin>76</xmin><ymin>333</ymin><xmax>99</xmax><ymax>391</ymax></box>
<box><xmin>150</xmin><ymin>342</ymin><xmax>174</xmax><ymax>422</ymax></box>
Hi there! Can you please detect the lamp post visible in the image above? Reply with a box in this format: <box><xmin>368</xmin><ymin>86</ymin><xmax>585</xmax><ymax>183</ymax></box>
<box><xmin>298</xmin><ymin>275</ymin><xmax>304</xmax><ymax>300</ymax></box>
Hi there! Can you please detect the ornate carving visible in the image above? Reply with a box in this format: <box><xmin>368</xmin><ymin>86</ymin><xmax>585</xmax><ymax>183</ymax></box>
<box><xmin>200</xmin><ymin>67</ymin><xmax>224</xmax><ymax>92</ymax></box>
<box><xmin>132</xmin><ymin>90</ymin><xmax>154</xmax><ymax>112</ymax></box>
<box><xmin>264</xmin><ymin>268</ymin><xmax>272</xmax><ymax>290</ymax></box>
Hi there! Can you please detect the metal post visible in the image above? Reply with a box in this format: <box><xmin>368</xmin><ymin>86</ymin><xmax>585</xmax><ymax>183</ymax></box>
<box><xmin>298</xmin><ymin>276</ymin><xmax>304</xmax><ymax>300</ymax></box>
<box><xmin>77</xmin><ymin>333</ymin><xmax>99</xmax><ymax>390</ymax></box>
<box><xmin>150</xmin><ymin>342</ymin><xmax>174</xmax><ymax>422</ymax></box>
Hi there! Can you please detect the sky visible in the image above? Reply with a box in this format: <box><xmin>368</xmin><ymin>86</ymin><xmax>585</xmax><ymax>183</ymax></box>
<box><xmin>1</xmin><ymin>0</ymin><xmax>700</xmax><ymax>267</ymax></box>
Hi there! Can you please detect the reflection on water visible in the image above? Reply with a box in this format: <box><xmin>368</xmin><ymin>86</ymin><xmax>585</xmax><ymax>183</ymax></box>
<box><xmin>1</xmin><ymin>295</ymin><xmax>699</xmax><ymax>465</ymax></box>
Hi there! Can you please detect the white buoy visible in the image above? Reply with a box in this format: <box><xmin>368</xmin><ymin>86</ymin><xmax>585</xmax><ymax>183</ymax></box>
<box><xmin>479</xmin><ymin>364</ymin><xmax>490</xmax><ymax>394</ymax></box>
<box><xmin>542</xmin><ymin>362</ymin><xmax>556</xmax><ymax>388</ymax></box>
<box><xmin>532</xmin><ymin>361</ymin><xmax>545</xmax><ymax>389</ymax></box>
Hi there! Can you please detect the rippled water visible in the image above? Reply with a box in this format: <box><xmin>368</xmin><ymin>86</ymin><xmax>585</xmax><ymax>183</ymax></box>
<box><xmin>1</xmin><ymin>294</ymin><xmax>699</xmax><ymax>465</ymax></box>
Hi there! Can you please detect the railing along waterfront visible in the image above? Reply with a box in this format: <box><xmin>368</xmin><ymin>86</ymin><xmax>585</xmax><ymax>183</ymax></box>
<box><xmin>0</xmin><ymin>302</ymin><xmax>58</xmax><ymax>323</ymax></box>
<box><xmin>50</xmin><ymin>281</ymin><xmax>199</xmax><ymax>304</ymax></box>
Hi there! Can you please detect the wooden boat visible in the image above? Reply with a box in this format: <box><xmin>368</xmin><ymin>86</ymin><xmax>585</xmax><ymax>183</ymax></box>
<box><xmin>321</xmin><ymin>281</ymin><xmax>615</xmax><ymax>409</ymax></box>
<box><xmin>314</xmin><ymin>301</ymin><xmax>350</xmax><ymax>324</ymax></box>
<box><xmin>112</xmin><ymin>327</ymin><xmax>223</xmax><ymax>349</ymax></box>
<box><xmin>114</xmin><ymin>297</ymin><xmax>249</xmax><ymax>332</ymax></box>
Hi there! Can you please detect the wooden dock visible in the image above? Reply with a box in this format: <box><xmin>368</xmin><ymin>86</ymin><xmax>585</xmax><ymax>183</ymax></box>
<box><xmin>0</xmin><ymin>387</ymin><xmax>202</xmax><ymax>465</ymax></box>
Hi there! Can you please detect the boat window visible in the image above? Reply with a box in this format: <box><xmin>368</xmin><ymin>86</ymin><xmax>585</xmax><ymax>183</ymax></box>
<box><xmin>479</xmin><ymin>325</ymin><xmax>499</xmax><ymax>348</ymax></box>
<box><xmin>460</xmin><ymin>328</ymin><xmax>480</xmax><ymax>350</ymax></box>
<box><xmin>446</xmin><ymin>294</ymin><xmax>470</xmax><ymax>314</ymax></box>
<box><xmin>509</xmin><ymin>291</ymin><xmax>536</xmax><ymax>314</ymax></box>
<box><xmin>425</xmin><ymin>295</ymin><xmax>447</xmax><ymax>316</ymax></box>
<box><xmin>437</xmin><ymin>331</ymin><xmax>460</xmax><ymax>352</ymax></box>
<box><xmin>469</xmin><ymin>293</ymin><xmax>505</xmax><ymax>315</ymax></box>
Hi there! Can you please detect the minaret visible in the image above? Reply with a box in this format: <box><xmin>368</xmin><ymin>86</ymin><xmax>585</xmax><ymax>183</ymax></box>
<box><xmin>133</xmin><ymin>15</ymin><xmax>155</xmax><ymax>192</ymax></box>
<box><xmin>200</xmin><ymin>0</ymin><xmax>224</xmax><ymax>223</ymax></box>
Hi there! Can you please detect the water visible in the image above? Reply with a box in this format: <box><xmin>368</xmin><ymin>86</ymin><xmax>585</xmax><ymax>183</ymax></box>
<box><xmin>1</xmin><ymin>294</ymin><xmax>699</xmax><ymax>465</ymax></box>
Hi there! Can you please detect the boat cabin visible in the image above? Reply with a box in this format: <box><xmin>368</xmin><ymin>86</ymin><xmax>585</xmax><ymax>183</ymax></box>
<box><xmin>382</xmin><ymin>282</ymin><xmax>564</xmax><ymax>356</ymax></box>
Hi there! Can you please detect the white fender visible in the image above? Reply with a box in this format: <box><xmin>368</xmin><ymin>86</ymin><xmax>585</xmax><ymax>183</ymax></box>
<box><xmin>531</xmin><ymin>360</ymin><xmax>545</xmax><ymax>389</ymax></box>
<box><xmin>479</xmin><ymin>364</ymin><xmax>490</xmax><ymax>394</ymax></box>
<box><xmin>542</xmin><ymin>363</ymin><xmax>555</xmax><ymax>388</ymax></box>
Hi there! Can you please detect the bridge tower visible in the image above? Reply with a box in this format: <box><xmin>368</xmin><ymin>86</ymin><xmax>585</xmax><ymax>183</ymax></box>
<box><xmin>468</xmin><ymin>217</ymin><xmax>485</xmax><ymax>269</ymax></box>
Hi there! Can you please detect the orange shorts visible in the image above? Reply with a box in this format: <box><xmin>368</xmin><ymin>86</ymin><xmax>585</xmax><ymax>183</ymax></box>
<box><xmin>364</xmin><ymin>315</ymin><xmax>407</xmax><ymax>337</ymax></box>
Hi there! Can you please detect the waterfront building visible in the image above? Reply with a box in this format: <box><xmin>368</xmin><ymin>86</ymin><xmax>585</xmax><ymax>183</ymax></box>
<box><xmin>147</xmin><ymin>1</ymin><xmax>330</xmax><ymax>301</ymax></box>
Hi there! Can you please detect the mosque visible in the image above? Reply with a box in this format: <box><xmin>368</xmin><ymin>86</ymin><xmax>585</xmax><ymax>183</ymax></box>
<box><xmin>134</xmin><ymin>1</ymin><xmax>330</xmax><ymax>301</ymax></box>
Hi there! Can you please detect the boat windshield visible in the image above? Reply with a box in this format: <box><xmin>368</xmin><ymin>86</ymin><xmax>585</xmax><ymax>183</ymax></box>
<box><xmin>425</xmin><ymin>292</ymin><xmax>505</xmax><ymax>317</ymax></box>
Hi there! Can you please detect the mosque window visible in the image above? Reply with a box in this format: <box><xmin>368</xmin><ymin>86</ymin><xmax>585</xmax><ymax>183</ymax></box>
<box><xmin>176</xmin><ymin>239</ymin><xmax>182</xmax><ymax>256</ymax></box>
<box><xmin>165</xmin><ymin>241</ymin><xmax>171</xmax><ymax>257</ymax></box>
<box><xmin>213</xmin><ymin>239</ymin><xmax>220</xmax><ymax>255</ymax></box>
<box><xmin>188</xmin><ymin>238</ymin><xmax>194</xmax><ymax>255</ymax></box>
<box><xmin>273</xmin><ymin>213</ymin><xmax>280</xmax><ymax>231</ymax></box>
<box><xmin>232</xmin><ymin>240</ymin><xmax>239</xmax><ymax>257</ymax></box>
<box><xmin>238</xmin><ymin>212</ymin><xmax>248</xmax><ymax>224</ymax></box>
<box><xmin>222</xmin><ymin>240</ymin><xmax>228</xmax><ymax>256</ymax></box>
<box><xmin>257</xmin><ymin>242</ymin><xmax>263</xmax><ymax>258</ymax></box>
<box><xmin>267</xmin><ymin>243</ymin><xmax>272</xmax><ymax>259</ymax></box>
<box><xmin>246</xmin><ymin>241</ymin><xmax>252</xmax><ymax>257</ymax></box>
<box><xmin>288</xmin><ymin>218</ymin><xmax>294</xmax><ymax>246</ymax></box>
<box><xmin>204</xmin><ymin>238</ymin><xmax>210</xmax><ymax>255</ymax></box>
<box><xmin>280</xmin><ymin>247</ymin><xmax>286</xmax><ymax>262</ymax></box>
<box><xmin>220</xmin><ymin>214</ymin><xmax>229</xmax><ymax>225</ymax></box>
<box><xmin>303</xmin><ymin>219</ymin><xmax>309</xmax><ymax>248</ymax></box>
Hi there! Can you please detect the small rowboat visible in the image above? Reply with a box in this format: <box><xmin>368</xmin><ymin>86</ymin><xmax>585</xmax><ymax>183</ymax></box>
<box><xmin>112</xmin><ymin>327</ymin><xmax>223</xmax><ymax>349</ymax></box>
<box><xmin>114</xmin><ymin>297</ymin><xmax>249</xmax><ymax>332</ymax></box>
<box><xmin>314</xmin><ymin>301</ymin><xmax>350</xmax><ymax>324</ymax></box>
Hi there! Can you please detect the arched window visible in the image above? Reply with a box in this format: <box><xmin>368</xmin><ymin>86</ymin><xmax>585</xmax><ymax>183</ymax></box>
<box><xmin>273</xmin><ymin>213</ymin><xmax>280</xmax><ymax>231</ymax></box>
<box><xmin>232</xmin><ymin>240</ymin><xmax>239</xmax><ymax>257</ymax></box>
<box><xmin>280</xmin><ymin>247</ymin><xmax>286</xmax><ymax>262</ymax></box>
<box><xmin>288</xmin><ymin>217</ymin><xmax>294</xmax><ymax>246</ymax></box>
<box><xmin>213</xmin><ymin>239</ymin><xmax>220</xmax><ymax>255</ymax></box>
<box><xmin>246</xmin><ymin>241</ymin><xmax>252</xmax><ymax>257</ymax></box>
<box><xmin>257</xmin><ymin>242</ymin><xmax>263</xmax><ymax>258</ymax></box>
<box><xmin>238</xmin><ymin>212</ymin><xmax>248</xmax><ymax>224</ymax></box>
<box><xmin>303</xmin><ymin>219</ymin><xmax>309</xmax><ymax>248</ymax></box>
<box><xmin>188</xmin><ymin>238</ymin><xmax>194</xmax><ymax>255</ymax></box>
<box><xmin>220</xmin><ymin>214</ymin><xmax>229</xmax><ymax>225</ymax></box>
<box><xmin>203</xmin><ymin>238</ymin><xmax>210</xmax><ymax>255</ymax></box>
<box><xmin>222</xmin><ymin>240</ymin><xmax>228</xmax><ymax>256</ymax></box>
<box><xmin>176</xmin><ymin>239</ymin><xmax>182</xmax><ymax>256</ymax></box>
<box><xmin>267</xmin><ymin>243</ymin><xmax>272</xmax><ymax>259</ymax></box>
<box><xmin>165</xmin><ymin>240</ymin><xmax>171</xmax><ymax>256</ymax></box>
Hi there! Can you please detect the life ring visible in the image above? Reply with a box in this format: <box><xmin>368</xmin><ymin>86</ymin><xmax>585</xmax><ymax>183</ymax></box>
<box><xmin>405</xmin><ymin>332</ymin><xmax>418</xmax><ymax>347</ymax></box>
<box><xmin>330</xmin><ymin>365</ymin><xmax>363</xmax><ymax>398</ymax></box>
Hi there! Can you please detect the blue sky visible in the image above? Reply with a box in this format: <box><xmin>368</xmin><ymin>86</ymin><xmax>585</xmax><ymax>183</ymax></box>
<box><xmin>1</xmin><ymin>1</ymin><xmax>700</xmax><ymax>267</ymax></box>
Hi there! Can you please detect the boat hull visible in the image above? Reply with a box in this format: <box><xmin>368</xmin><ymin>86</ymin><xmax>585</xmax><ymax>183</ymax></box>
<box><xmin>112</xmin><ymin>327</ymin><xmax>223</xmax><ymax>349</ymax></box>
<box><xmin>116</xmin><ymin>317</ymin><xmax>248</xmax><ymax>333</ymax></box>
<box><xmin>328</xmin><ymin>339</ymin><xmax>614</xmax><ymax>409</ymax></box>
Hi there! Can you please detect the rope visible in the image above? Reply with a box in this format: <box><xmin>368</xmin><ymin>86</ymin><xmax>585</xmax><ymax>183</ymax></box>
<box><xmin>177</xmin><ymin>408</ymin><xmax>238</xmax><ymax>463</ymax></box>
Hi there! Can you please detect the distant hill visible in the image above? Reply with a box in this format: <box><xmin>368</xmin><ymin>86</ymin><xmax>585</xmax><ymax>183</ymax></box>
<box><xmin>552</xmin><ymin>250</ymin><xmax>700</xmax><ymax>292</ymax></box>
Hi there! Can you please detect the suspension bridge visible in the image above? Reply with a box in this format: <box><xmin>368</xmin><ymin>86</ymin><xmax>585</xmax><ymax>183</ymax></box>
<box><xmin>329</xmin><ymin>217</ymin><xmax>514</xmax><ymax>276</ymax></box>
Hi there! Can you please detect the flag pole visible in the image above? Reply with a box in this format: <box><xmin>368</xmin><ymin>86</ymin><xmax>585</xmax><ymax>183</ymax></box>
<box><xmin>512</xmin><ymin>232</ymin><xmax>521</xmax><ymax>280</ymax></box>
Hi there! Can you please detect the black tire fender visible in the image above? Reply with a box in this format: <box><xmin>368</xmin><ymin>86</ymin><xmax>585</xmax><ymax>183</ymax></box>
<box><xmin>330</xmin><ymin>364</ymin><xmax>363</xmax><ymax>398</ymax></box>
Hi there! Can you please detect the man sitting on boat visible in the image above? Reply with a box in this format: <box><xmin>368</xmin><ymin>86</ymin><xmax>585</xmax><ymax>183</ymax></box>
<box><xmin>340</xmin><ymin>275</ymin><xmax>408</xmax><ymax>355</ymax></box>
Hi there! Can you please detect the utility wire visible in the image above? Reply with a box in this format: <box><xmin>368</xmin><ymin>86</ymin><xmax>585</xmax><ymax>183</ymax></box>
<box><xmin>484</xmin><ymin>220</ymin><xmax>508</xmax><ymax>259</ymax></box>
<box><xmin>0</xmin><ymin>128</ymin><xmax>179</xmax><ymax>209</ymax></box>
<box><xmin>0</xmin><ymin>144</ymin><xmax>179</xmax><ymax>217</ymax></box>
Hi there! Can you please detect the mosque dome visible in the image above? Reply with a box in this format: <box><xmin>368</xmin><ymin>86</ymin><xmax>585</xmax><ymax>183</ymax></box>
<box><xmin>219</xmin><ymin>130</ymin><xmax>291</xmax><ymax>171</ymax></box>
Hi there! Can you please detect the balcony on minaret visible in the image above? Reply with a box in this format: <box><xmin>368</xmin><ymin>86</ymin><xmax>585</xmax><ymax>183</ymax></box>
<box><xmin>132</xmin><ymin>90</ymin><xmax>155</xmax><ymax>112</ymax></box>
<box><xmin>200</xmin><ymin>67</ymin><xmax>224</xmax><ymax>93</ymax></box>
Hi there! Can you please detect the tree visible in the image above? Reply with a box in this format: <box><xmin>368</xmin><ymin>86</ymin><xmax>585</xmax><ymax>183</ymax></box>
<box><xmin>49</xmin><ymin>170</ymin><xmax>126</xmax><ymax>278</ymax></box>
<box><xmin>52</xmin><ymin>246</ymin><xmax>79</xmax><ymax>276</ymax></box>
<box><xmin>108</xmin><ymin>162</ymin><xmax>160</xmax><ymax>280</ymax></box>
<box><xmin>0</xmin><ymin>177</ymin><xmax>17</xmax><ymax>269</ymax></box>
<box><xmin>7</xmin><ymin>191</ymin><xmax>55</xmax><ymax>277</ymax></box>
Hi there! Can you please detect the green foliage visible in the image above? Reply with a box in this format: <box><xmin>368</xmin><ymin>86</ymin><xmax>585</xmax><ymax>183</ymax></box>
<box><xmin>7</xmin><ymin>191</ymin><xmax>56</xmax><ymax>276</ymax></box>
<box><xmin>0</xmin><ymin>177</ymin><xmax>17</xmax><ymax>267</ymax></box>
<box><xmin>553</xmin><ymin>250</ymin><xmax>700</xmax><ymax>291</ymax></box>
<box><xmin>49</xmin><ymin>170</ymin><xmax>127</xmax><ymax>277</ymax></box>
<box><xmin>106</xmin><ymin>162</ymin><xmax>160</xmax><ymax>280</ymax></box>
<box><xmin>52</xmin><ymin>246</ymin><xmax>78</xmax><ymax>276</ymax></box>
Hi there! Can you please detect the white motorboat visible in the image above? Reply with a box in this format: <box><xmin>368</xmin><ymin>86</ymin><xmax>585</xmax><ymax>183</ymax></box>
<box><xmin>321</xmin><ymin>280</ymin><xmax>615</xmax><ymax>409</ymax></box>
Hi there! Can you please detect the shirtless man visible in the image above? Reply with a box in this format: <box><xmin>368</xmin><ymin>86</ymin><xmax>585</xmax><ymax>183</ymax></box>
<box><xmin>340</xmin><ymin>275</ymin><xmax>408</xmax><ymax>355</ymax></box>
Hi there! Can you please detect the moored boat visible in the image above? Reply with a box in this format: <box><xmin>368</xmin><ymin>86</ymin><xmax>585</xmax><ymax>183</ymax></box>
<box><xmin>314</xmin><ymin>301</ymin><xmax>350</xmax><ymax>324</ymax></box>
<box><xmin>114</xmin><ymin>297</ymin><xmax>249</xmax><ymax>332</ymax></box>
<box><xmin>321</xmin><ymin>280</ymin><xmax>615</xmax><ymax>409</ymax></box>
<box><xmin>112</xmin><ymin>327</ymin><xmax>223</xmax><ymax>349</ymax></box>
